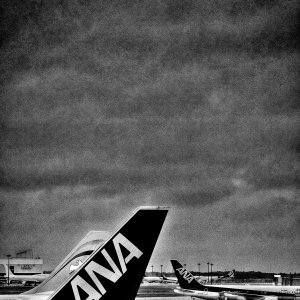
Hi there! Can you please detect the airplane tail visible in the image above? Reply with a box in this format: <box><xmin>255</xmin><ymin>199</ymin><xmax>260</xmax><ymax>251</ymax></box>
<box><xmin>213</xmin><ymin>269</ymin><xmax>235</xmax><ymax>283</ymax></box>
<box><xmin>171</xmin><ymin>259</ymin><xmax>206</xmax><ymax>291</ymax></box>
<box><xmin>49</xmin><ymin>206</ymin><xmax>168</xmax><ymax>300</ymax></box>
<box><xmin>229</xmin><ymin>269</ymin><xmax>235</xmax><ymax>278</ymax></box>
<box><xmin>7</xmin><ymin>268</ymin><xmax>14</xmax><ymax>276</ymax></box>
<box><xmin>7</xmin><ymin>268</ymin><xmax>18</xmax><ymax>279</ymax></box>
<box><xmin>5</xmin><ymin>268</ymin><xmax>15</xmax><ymax>283</ymax></box>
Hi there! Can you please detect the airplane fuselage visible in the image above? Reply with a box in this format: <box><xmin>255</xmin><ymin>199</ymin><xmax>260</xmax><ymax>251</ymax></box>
<box><xmin>175</xmin><ymin>286</ymin><xmax>300</xmax><ymax>300</ymax></box>
<box><xmin>143</xmin><ymin>276</ymin><xmax>163</xmax><ymax>283</ymax></box>
<box><xmin>211</xmin><ymin>284</ymin><xmax>300</xmax><ymax>297</ymax></box>
<box><xmin>7</xmin><ymin>274</ymin><xmax>48</xmax><ymax>285</ymax></box>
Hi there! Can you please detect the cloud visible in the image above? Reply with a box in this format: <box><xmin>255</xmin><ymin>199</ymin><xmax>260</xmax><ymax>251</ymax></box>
<box><xmin>0</xmin><ymin>0</ymin><xmax>299</xmax><ymax>272</ymax></box>
<box><xmin>2</xmin><ymin>59</ymin><xmax>299</xmax><ymax>187</ymax></box>
<box><xmin>0</xmin><ymin>186</ymin><xmax>132</xmax><ymax>267</ymax></box>
<box><xmin>163</xmin><ymin>188</ymin><xmax>300</xmax><ymax>272</ymax></box>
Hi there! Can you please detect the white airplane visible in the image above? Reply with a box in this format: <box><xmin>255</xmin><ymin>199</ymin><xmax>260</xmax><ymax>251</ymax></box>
<box><xmin>0</xmin><ymin>206</ymin><xmax>169</xmax><ymax>300</ymax></box>
<box><xmin>162</xmin><ymin>273</ymin><xmax>178</xmax><ymax>284</ymax></box>
<box><xmin>171</xmin><ymin>260</ymin><xmax>300</xmax><ymax>300</ymax></box>
<box><xmin>142</xmin><ymin>273</ymin><xmax>177</xmax><ymax>284</ymax></box>
<box><xmin>142</xmin><ymin>275</ymin><xmax>164</xmax><ymax>283</ymax></box>
<box><xmin>5</xmin><ymin>269</ymin><xmax>49</xmax><ymax>286</ymax></box>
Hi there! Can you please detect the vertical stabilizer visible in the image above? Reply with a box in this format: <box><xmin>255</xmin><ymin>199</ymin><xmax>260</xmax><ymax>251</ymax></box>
<box><xmin>171</xmin><ymin>259</ymin><xmax>205</xmax><ymax>290</ymax></box>
<box><xmin>49</xmin><ymin>206</ymin><xmax>168</xmax><ymax>300</ymax></box>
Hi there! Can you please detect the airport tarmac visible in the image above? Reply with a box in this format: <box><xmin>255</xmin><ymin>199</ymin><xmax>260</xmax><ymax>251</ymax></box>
<box><xmin>0</xmin><ymin>283</ymin><xmax>190</xmax><ymax>299</ymax></box>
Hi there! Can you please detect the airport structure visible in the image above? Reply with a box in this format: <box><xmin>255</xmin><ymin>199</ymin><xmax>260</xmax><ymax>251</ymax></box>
<box><xmin>0</xmin><ymin>258</ymin><xmax>44</xmax><ymax>276</ymax></box>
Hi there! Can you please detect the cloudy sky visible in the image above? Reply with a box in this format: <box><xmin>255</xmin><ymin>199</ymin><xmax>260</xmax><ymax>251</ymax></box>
<box><xmin>0</xmin><ymin>0</ymin><xmax>299</xmax><ymax>273</ymax></box>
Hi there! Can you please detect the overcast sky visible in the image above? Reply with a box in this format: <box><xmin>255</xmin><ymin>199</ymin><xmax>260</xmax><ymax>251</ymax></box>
<box><xmin>0</xmin><ymin>0</ymin><xmax>299</xmax><ymax>273</ymax></box>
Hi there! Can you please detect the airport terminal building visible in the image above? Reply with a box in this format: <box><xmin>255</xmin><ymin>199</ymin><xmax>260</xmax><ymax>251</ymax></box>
<box><xmin>0</xmin><ymin>258</ymin><xmax>43</xmax><ymax>276</ymax></box>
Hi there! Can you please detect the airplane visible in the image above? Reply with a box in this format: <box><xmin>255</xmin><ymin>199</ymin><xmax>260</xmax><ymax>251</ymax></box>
<box><xmin>0</xmin><ymin>206</ymin><xmax>169</xmax><ymax>300</ymax></box>
<box><xmin>142</xmin><ymin>274</ymin><xmax>165</xmax><ymax>283</ymax></box>
<box><xmin>5</xmin><ymin>269</ymin><xmax>49</xmax><ymax>286</ymax></box>
<box><xmin>171</xmin><ymin>260</ymin><xmax>300</xmax><ymax>300</ymax></box>
<box><xmin>162</xmin><ymin>273</ymin><xmax>178</xmax><ymax>284</ymax></box>
<box><xmin>142</xmin><ymin>273</ymin><xmax>177</xmax><ymax>284</ymax></box>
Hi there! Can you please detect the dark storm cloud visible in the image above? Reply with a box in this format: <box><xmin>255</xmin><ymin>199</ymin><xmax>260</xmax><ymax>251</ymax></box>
<box><xmin>166</xmin><ymin>189</ymin><xmax>300</xmax><ymax>271</ymax></box>
<box><xmin>0</xmin><ymin>187</ymin><xmax>118</xmax><ymax>267</ymax></box>
<box><xmin>2</xmin><ymin>63</ymin><xmax>299</xmax><ymax>186</ymax></box>
<box><xmin>0</xmin><ymin>0</ymin><xmax>299</xmax><ymax>271</ymax></box>
<box><xmin>171</xmin><ymin>181</ymin><xmax>235</xmax><ymax>206</ymax></box>
<box><xmin>224</xmin><ymin>194</ymin><xmax>300</xmax><ymax>241</ymax></box>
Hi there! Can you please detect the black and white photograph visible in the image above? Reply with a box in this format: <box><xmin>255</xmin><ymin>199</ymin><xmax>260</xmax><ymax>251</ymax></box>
<box><xmin>0</xmin><ymin>0</ymin><xmax>299</xmax><ymax>299</ymax></box>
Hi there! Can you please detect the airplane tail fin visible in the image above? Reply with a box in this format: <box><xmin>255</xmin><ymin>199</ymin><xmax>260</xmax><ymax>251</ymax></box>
<box><xmin>213</xmin><ymin>269</ymin><xmax>235</xmax><ymax>283</ymax></box>
<box><xmin>7</xmin><ymin>268</ymin><xmax>13</xmax><ymax>276</ymax></box>
<box><xmin>7</xmin><ymin>268</ymin><xmax>17</xmax><ymax>278</ymax></box>
<box><xmin>229</xmin><ymin>269</ymin><xmax>235</xmax><ymax>278</ymax></box>
<box><xmin>171</xmin><ymin>259</ymin><xmax>206</xmax><ymax>290</ymax></box>
<box><xmin>49</xmin><ymin>206</ymin><xmax>168</xmax><ymax>300</ymax></box>
<box><xmin>225</xmin><ymin>270</ymin><xmax>235</xmax><ymax>280</ymax></box>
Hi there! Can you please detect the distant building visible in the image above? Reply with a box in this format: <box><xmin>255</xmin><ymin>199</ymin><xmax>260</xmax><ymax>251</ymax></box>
<box><xmin>282</xmin><ymin>274</ymin><xmax>300</xmax><ymax>286</ymax></box>
<box><xmin>0</xmin><ymin>257</ymin><xmax>43</xmax><ymax>276</ymax></box>
<box><xmin>274</xmin><ymin>274</ymin><xmax>282</xmax><ymax>286</ymax></box>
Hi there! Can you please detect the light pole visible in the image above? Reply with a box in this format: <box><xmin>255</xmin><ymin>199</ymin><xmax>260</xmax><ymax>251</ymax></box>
<box><xmin>7</xmin><ymin>255</ymin><xmax>11</xmax><ymax>286</ymax></box>
<box><xmin>207</xmin><ymin>262</ymin><xmax>209</xmax><ymax>283</ymax></box>
<box><xmin>197</xmin><ymin>263</ymin><xmax>201</xmax><ymax>276</ymax></box>
<box><xmin>210</xmin><ymin>263</ymin><xmax>213</xmax><ymax>284</ymax></box>
<box><xmin>151</xmin><ymin>265</ymin><xmax>154</xmax><ymax>276</ymax></box>
<box><xmin>160</xmin><ymin>265</ymin><xmax>163</xmax><ymax>275</ymax></box>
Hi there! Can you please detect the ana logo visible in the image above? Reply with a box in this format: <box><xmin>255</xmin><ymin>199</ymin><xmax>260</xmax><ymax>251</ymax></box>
<box><xmin>176</xmin><ymin>267</ymin><xmax>194</xmax><ymax>283</ymax></box>
<box><xmin>70</xmin><ymin>260</ymin><xmax>83</xmax><ymax>274</ymax></box>
<box><xmin>71</xmin><ymin>233</ymin><xmax>143</xmax><ymax>300</ymax></box>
